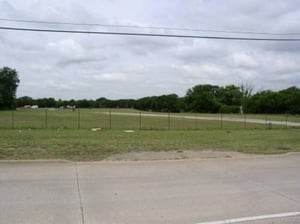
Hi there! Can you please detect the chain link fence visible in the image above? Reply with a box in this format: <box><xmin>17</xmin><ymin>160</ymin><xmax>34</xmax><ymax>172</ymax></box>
<box><xmin>0</xmin><ymin>108</ymin><xmax>299</xmax><ymax>130</ymax></box>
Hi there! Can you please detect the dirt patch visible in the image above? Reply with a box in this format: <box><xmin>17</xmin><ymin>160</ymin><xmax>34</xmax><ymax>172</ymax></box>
<box><xmin>106</xmin><ymin>150</ymin><xmax>252</xmax><ymax>161</ymax></box>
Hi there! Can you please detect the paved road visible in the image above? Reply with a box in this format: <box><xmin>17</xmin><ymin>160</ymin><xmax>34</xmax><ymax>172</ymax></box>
<box><xmin>102</xmin><ymin>112</ymin><xmax>300</xmax><ymax>127</ymax></box>
<box><xmin>1</xmin><ymin>155</ymin><xmax>300</xmax><ymax>224</ymax></box>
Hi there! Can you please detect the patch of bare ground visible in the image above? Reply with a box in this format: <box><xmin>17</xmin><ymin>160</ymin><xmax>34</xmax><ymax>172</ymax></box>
<box><xmin>105</xmin><ymin>149</ymin><xmax>254</xmax><ymax>161</ymax></box>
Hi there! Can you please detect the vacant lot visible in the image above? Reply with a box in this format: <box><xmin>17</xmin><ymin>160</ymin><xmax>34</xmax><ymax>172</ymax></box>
<box><xmin>0</xmin><ymin>108</ymin><xmax>299</xmax><ymax>130</ymax></box>
<box><xmin>1</xmin><ymin>109</ymin><xmax>299</xmax><ymax>161</ymax></box>
<box><xmin>0</xmin><ymin>129</ymin><xmax>299</xmax><ymax>161</ymax></box>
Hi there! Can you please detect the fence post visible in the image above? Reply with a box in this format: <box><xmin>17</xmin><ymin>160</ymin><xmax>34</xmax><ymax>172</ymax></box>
<box><xmin>45</xmin><ymin>109</ymin><xmax>48</xmax><ymax>129</ymax></box>
<box><xmin>195</xmin><ymin>113</ymin><xmax>198</xmax><ymax>130</ymax></box>
<box><xmin>109</xmin><ymin>109</ymin><xmax>112</xmax><ymax>129</ymax></box>
<box><xmin>220</xmin><ymin>113</ymin><xmax>223</xmax><ymax>129</ymax></box>
<box><xmin>11</xmin><ymin>110</ymin><xmax>14</xmax><ymax>129</ymax></box>
<box><xmin>168</xmin><ymin>112</ymin><xmax>171</xmax><ymax>130</ymax></box>
<box><xmin>285</xmin><ymin>114</ymin><xmax>288</xmax><ymax>129</ymax></box>
<box><xmin>77</xmin><ymin>108</ymin><xmax>80</xmax><ymax>129</ymax></box>
<box><xmin>244</xmin><ymin>114</ymin><xmax>246</xmax><ymax>129</ymax></box>
<box><xmin>265</xmin><ymin>114</ymin><xmax>268</xmax><ymax>129</ymax></box>
<box><xmin>139</xmin><ymin>111</ymin><xmax>142</xmax><ymax>130</ymax></box>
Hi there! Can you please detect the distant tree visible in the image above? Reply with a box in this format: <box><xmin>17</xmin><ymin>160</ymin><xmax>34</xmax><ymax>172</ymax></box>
<box><xmin>76</xmin><ymin>99</ymin><xmax>94</xmax><ymax>108</ymax></box>
<box><xmin>95</xmin><ymin>97</ymin><xmax>111</xmax><ymax>108</ymax></box>
<box><xmin>36</xmin><ymin>98</ymin><xmax>56</xmax><ymax>108</ymax></box>
<box><xmin>185</xmin><ymin>84</ymin><xmax>221</xmax><ymax>113</ymax></box>
<box><xmin>16</xmin><ymin>96</ymin><xmax>35</xmax><ymax>107</ymax></box>
<box><xmin>115</xmin><ymin>99</ymin><xmax>136</xmax><ymax>108</ymax></box>
<box><xmin>218</xmin><ymin>104</ymin><xmax>240</xmax><ymax>113</ymax></box>
<box><xmin>46</xmin><ymin>98</ymin><xmax>56</xmax><ymax>107</ymax></box>
<box><xmin>245</xmin><ymin>90</ymin><xmax>280</xmax><ymax>113</ymax></box>
<box><xmin>215</xmin><ymin>85</ymin><xmax>243</xmax><ymax>113</ymax></box>
<box><xmin>10</xmin><ymin>82</ymin><xmax>300</xmax><ymax>115</ymax></box>
<box><xmin>246</xmin><ymin>87</ymin><xmax>300</xmax><ymax>114</ymax></box>
<box><xmin>56</xmin><ymin>99</ymin><xmax>64</xmax><ymax>108</ymax></box>
<box><xmin>177</xmin><ymin>97</ymin><xmax>186</xmax><ymax>112</ymax></box>
<box><xmin>135</xmin><ymin>96</ymin><xmax>157</xmax><ymax>111</ymax></box>
<box><xmin>240</xmin><ymin>83</ymin><xmax>254</xmax><ymax>112</ymax></box>
<box><xmin>134</xmin><ymin>94</ymin><xmax>179</xmax><ymax>112</ymax></box>
<box><xmin>217</xmin><ymin>85</ymin><xmax>242</xmax><ymax>106</ymax></box>
<box><xmin>240</xmin><ymin>83</ymin><xmax>254</xmax><ymax>99</ymax></box>
<box><xmin>156</xmin><ymin>94</ymin><xmax>179</xmax><ymax>112</ymax></box>
<box><xmin>0</xmin><ymin>67</ymin><xmax>20</xmax><ymax>109</ymax></box>
<box><xmin>278</xmin><ymin>87</ymin><xmax>300</xmax><ymax>114</ymax></box>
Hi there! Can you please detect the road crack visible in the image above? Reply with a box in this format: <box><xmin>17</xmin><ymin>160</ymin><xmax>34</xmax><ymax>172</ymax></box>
<box><xmin>75</xmin><ymin>162</ymin><xmax>85</xmax><ymax>224</ymax></box>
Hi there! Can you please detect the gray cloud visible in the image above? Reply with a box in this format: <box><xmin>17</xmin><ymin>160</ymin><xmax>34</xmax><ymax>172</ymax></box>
<box><xmin>0</xmin><ymin>0</ymin><xmax>300</xmax><ymax>99</ymax></box>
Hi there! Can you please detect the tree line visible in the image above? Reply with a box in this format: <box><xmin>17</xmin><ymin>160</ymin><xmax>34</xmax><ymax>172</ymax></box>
<box><xmin>15</xmin><ymin>84</ymin><xmax>300</xmax><ymax>114</ymax></box>
<box><xmin>1</xmin><ymin>67</ymin><xmax>300</xmax><ymax>114</ymax></box>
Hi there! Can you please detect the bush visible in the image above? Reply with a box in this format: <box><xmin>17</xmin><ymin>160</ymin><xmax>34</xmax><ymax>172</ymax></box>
<box><xmin>218</xmin><ymin>105</ymin><xmax>240</xmax><ymax>113</ymax></box>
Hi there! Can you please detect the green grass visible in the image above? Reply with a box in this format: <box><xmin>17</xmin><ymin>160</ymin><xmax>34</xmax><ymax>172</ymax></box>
<box><xmin>1</xmin><ymin>108</ymin><xmax>299</xmax><ymax>130</ymax></box>
<box><xmin>0</xmin><ymin>129</ymin><xmax>299</xmax><ymax>161</ymax></box>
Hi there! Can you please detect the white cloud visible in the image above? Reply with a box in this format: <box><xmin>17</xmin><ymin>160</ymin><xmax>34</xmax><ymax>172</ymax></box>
<box><xmin>46</xmin><ymin>39</ymin><xmax>84</xmax><ymax>56</ymax></box>
<box><xmin>232</xmin><ymin>52</ymin><xmax>258</xmax><ymax>68</ymax></box>
<box><xmin>92</xmin><ymin>73</ymin><xmax>128</xmax><ymax>81</ymax></box>
<box><xmin>0</xmin><ymin>0</ymin><xmax>300</xmax><ymax>99</ymax></box>
<box><xmin>181</xmin><ymin>64</ymin><xmax>223</xmax><ymax>78</ymax></box>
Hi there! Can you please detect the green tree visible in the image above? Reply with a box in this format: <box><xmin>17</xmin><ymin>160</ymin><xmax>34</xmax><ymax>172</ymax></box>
<box><xmin>134</xmin><ymin>94</ymin><xmax>179</xmax><ymax>112</ymax></box>
<box><xmin>278</xmin><ymin>87</ymin><xmax>300</xmax><ymax>114</ymax></box>
<box><xmin>95</xmin><ymin>97</ymin><xmax>111</xmax><ymax>108</ymax></box>
<box><xmin>0</xmin><ymin>67</ymin><xmax>20</xmax><ymax>109</ymax></box>
<box><xmin>16</xmin><ymin>96</ymin><xmax>34</xmax><ymax>107</ymax></box>
<box><xmin>217</xmin><ymin>85</ymin><xmax>242</xmax><ymax>106</ymax></box>
<box><xmin>240</xmin><ymin>83</ymin><xmax>254</xmax><ymax>112</ymax></box>
<box><xmin>245</xmin><ymin>90</ymin><xmax>280</xmax><ymax>113</ymax></box>
<box><xmin>216</xmin><ymin>85</ymin><xmax>242</xmax><ymax>113</ymax></box>
<box><xmin>185</xmin><ymin>84</ymin><xmax>221</xmax><ymax>113</ymax></box>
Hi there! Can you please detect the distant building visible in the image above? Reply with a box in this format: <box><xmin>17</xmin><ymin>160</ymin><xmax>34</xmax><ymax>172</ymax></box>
<box><xmin>31</xmin><ymin>105</ymin><xmax>39</xmax><ymax>109</ymax></box>
<box><xmin>23</xmin><ymin>105</ymin><xmax>31</xmax><ymax>109</ymax></box>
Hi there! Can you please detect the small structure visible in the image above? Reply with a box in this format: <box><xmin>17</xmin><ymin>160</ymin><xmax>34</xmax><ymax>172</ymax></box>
<box><xmin>23</xmin><ymin>105</ymin><xmax>31</xmax><ymax>109</ymax></box>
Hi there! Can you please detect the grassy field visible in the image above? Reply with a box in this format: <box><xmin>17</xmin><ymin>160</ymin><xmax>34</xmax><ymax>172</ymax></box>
<box><xmin>0</xmin><ymin>129</ymin><xmax>299</xmax><ymax>161</ymax></box>
<box><xmin>0</xmin><ymin>108</ymin><xmax>299</xmax><ymax>130</ymax></box>
<box><xmin>0</xmin><ymin>108</ymin><xmax>299</xmax><ymax>161</ymax></box>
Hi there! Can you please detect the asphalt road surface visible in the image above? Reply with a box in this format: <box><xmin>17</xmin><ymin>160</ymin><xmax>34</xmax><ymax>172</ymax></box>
<box><xmin>1</xmin><ymin>154</ymin><xmax>300</xmax><ymax>224</ymax></box>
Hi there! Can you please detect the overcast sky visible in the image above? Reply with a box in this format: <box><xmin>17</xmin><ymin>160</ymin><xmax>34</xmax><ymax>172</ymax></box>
<box><xmin>1</xmin><ymin>0</ymin><xmax>300</xmax><ymax>99</ymax></box>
